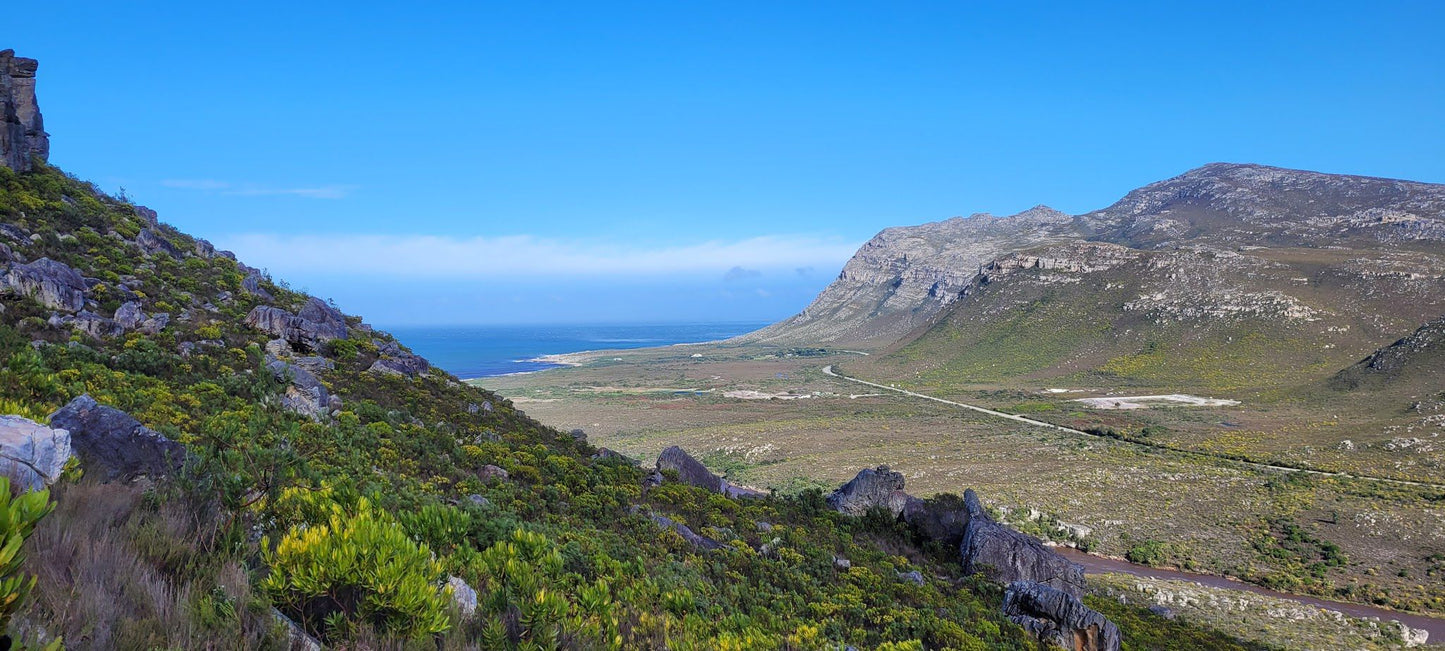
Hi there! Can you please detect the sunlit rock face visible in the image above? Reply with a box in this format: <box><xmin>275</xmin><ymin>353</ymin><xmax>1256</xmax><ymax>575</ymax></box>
<box><xmin>1</xmin><ymin>50</ymin><xmax>48</xmax><ymax>172</ymax></box>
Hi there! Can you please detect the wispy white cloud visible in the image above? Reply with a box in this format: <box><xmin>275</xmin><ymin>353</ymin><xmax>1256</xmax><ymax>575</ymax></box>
<box><xmin>161</xmin><ymin>179</ymin><xmax>357</xmax><ymax>199</ymax></box>
<box><xmin>723</xmin><ymin>266</ymin><xmax>762</xmax><ymax>282</ymax></box>
<box><xmin>215</xmin><ymin>233</ymin><xmax>861</xmax><ymax>279</ymax></box>
<box><xmin>162</xmin><ymin>178</ymin><xmax>230</xmax><ymax>190</ymax></box>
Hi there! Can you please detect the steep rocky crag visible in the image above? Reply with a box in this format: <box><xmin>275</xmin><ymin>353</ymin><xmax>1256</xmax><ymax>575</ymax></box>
<box><xmin>0</xmin><ymin>50</ymin><xmax>47</xmax><ymax>172</ymax></box>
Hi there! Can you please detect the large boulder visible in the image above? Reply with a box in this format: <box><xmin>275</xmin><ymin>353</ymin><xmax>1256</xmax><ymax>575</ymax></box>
<box><xmin>48</xmin><ymin>395</ymin><xmax>185</xmax><ymax>481</ymax></box>
<box><xmin>367</xmin><ymin>340</ymin><xmax>431</xmax><ymax>378</ymax></box>
<box><xmin>826</xmin><ymin>465</ymin><xmax>909</xmax><ymax>517</ymax></box>
<box><xmin>960</xmin><ymin>490</ymin><xmax>1086</xmax><ymax>597</ymax></box>
<box><xmin>0</xmin><ymin>415</ymin><xmax>72</xmax><ymax>491</ymax></box>
<box><xmin>1003</xmin><ymin>581</ymin><xmax>1120</xmax><ymax>651</ymax></box>
<box><xmin>69</xmin><ymin>310</ymin><xmax>123</xmax><ymax>339</ymax></box>
<box><xmin>654</xmin><ymin>446</ymin><xmax>764</xmax><ymax>498</ymax></box>
<box><xmin>656</xmin><ymin>446</ymin><xmax>727</xmax><ymax>493</ymax></box>
<box><xmin>266</xmin><ymin>359</ymin><xmax>335</xmax><ymax>420</ymax></box>
<box><xmin>245</xmin><ymin>298</ymin><xmax>347</xmax><ymax>352</ymax></box>
<box><xmin>114</xmin><ymin>301</ymin><xmax>146</xmax><ymax>330</ymax></box>
<box><xmin>1</xmin><ymin>257</ymin><xmax>87</xmax><ymax>311</ymax></box>
<box><xmin>368</xmin><ymin>354</ymin><xmax>429</xmax><ymax>378</ymax></box>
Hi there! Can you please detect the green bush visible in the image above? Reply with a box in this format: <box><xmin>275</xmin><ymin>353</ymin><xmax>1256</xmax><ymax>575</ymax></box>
<box><xmin>261</xmin><ymin>496</ymin><xmax>450</xmax><ymax>640</ymax></box>
<box><xmin>0</xmin><ymin>477</ymin><xmax>55</xmax><ymax>635</ymax></box>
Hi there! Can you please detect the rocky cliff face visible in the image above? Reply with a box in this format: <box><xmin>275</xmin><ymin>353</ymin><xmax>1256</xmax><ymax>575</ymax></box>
<box><xmin>750</xmin><ymin>164</ymin><xmax>1445</xmax><ymax>348</ymax></box>
<box><xmin>744</xmin><ymin>206</ymin><xmax>1081</xmax><ymax>347</ymax></box>
<box><xmin>1</xmin><ymin>50</ymin><xmax>48</xmax><ymax>172</ymax></box>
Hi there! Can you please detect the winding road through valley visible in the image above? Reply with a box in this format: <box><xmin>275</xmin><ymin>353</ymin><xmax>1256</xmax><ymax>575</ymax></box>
<box><xmin>820</xmin><ymin>365</ymin><xmax>1445</xmax><ymax>490</ymax></box>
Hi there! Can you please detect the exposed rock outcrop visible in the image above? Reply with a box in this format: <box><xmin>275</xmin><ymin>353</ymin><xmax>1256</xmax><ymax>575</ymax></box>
<box><xmin>2</xmin><ymin>257</ymin><xmax>87</xmax><ymax>311</ymax></box>
<box><xmin>1003</xmin><ymin>581</ymin><xmax>1120</xmax><ymax>651</ymax></box>
<box><xmin>743</xmin><ymin>206</ymin><xmax>1080</xmax><ymax>347</ymax></box>
<box><xmin>136</xmin><ymin>228</ymin><xmax>182</xmax><ymax>258</ymax></box>
<box><xmin>1331</xmin><ymin>314</ymin><xmax>1445</xmax><ymax>391</ymax></box>
<box><xmin>114</xmin><ymin>301</ymin><xmax>146</xmax><ymax>330</ymax></box>
<box><xmin>0</xmin><ymin>415</ymin><xmax>72</xmax><ymax>491</ymax></box>
<box><xmin>447</xmin><ymin>576</ymin><xmax>478</xmax><ymax>618</ymax></box>
<box><xmin>266</xmin><ymin>359</ymin><xmax>336</xmax><ymax>420</ymax></box>
<box><xmin>68</xmin><ymin>310</ymin><xmax>123</xmax><ymax>339</ymax></box>
<box><xmin>241</xmin><ymin>273</ymin><xmax>274</xmax><ymax>301</ymax></box>
<box><xmin>650</xmin><ymin>513</ymin><xmax>723</xmax><ymax>552</ymax></box>
<box><xmin>960</xmin><ymin>490</ymin><xmax>1086</xmax><ymax>597</ymax></box>
<box><xmin>655</xmin><ymin>445</ymin><xmax>764</xmax><ymax>498</ymax></box>
<box><xmin>367</xmin><ymin>340</ymin><xmax>430</xmax><ymax>377</ymax></box>
<box><xmin>48</xmin><ymin>395</ymin><xmax>185</xmax><ymax>481</ymax></box>
<box><xmin>826</xmin><ymin>465</ymin><xmax>909</xmax><ymax>517</ymax></box>
<box><xmin>245</xmin><ymin>298</ymin><xmax>347</xmax><ymax>352</ymax></box>
<box><xmin>1</xmin><ymin>50</ymin><xmax>48</xmax><ymax>172</ymax></box>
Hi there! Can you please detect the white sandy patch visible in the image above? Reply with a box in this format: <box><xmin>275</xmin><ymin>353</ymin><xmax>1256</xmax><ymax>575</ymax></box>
<box><xmin>1074</xmin><ymin>394</ymin><xmax>1241</xmax><ymax>409</ymax></box>
<box><xmin>724</xmin><ymin>390</ymin><xmax>814</xmax><ymax>400</ymax></box>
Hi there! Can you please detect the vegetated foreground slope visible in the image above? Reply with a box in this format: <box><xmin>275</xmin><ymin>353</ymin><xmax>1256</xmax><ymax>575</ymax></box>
<box><xmin>0</xmin><ymin>150</ymin><xmax>1276</xmax><ymax>648</ymax></box>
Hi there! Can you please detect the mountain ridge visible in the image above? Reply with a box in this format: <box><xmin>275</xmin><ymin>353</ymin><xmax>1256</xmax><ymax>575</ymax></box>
<box><xmin>747</xmin><ymin>163</ymin><xmax>1445</xmax><ymax>349</ymax></box>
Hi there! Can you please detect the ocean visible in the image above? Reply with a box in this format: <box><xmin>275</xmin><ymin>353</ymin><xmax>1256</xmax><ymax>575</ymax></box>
<box><xmin>384</xmin><ymin>322</ymin><xmax>769</xmax><ymax>379</ymax></box>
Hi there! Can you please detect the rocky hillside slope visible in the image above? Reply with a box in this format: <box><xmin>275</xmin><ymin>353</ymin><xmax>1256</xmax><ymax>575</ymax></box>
<box><xmin>753</xmin><ymin>164</ymin><xmax>1445</xmax><ymax>350</ymax></box>
<box><xmin>0</xmin><ymin>49</ymin><xmax>1266</xmax><ymax>651</ymax></box>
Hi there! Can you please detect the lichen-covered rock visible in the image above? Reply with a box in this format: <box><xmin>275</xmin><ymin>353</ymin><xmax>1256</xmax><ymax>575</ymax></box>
<box><xmin>266</xmin><ymin>359</ymin><xmax>333</xmax><ymax>421</ymax></box>
<box><xmin>136</xmin><ymin>228</ymin><xmax>182</xmax><ymax>258</ymax></box>
<box><xmin>113</xmin><ymin>301</ymin><xmax>146</xmax><ymax>330</ymax></box>
<box><xmin>245</xmin><ymin>298</ymin><xmax>347</xmax><ymax>351</ymax></box>
<box><xmin>2</xmin><ymin>257</ymin><xmax>87</xmax><ymax>311</ymax></box>
<box><xmin>960</xmin><ymin>490</ymin><xmax>1086</xmax><ymax>597</ymax></box>
<box><xmin>69</xmin><ymin>310</ymin><xmax>124</xmax><ymax>339</ymax></box>
<box><xmin>368</xmin><ymin>354</ymin><xmax>429</xmax><ymax>377</ymax></box>
<box><xmin>826</xmin><ymin>465</ymin><xmax>909</xmax><ymax>517</ymax></box>
<box><xmin>138</xmin><ymin>313</ymin><xmax>169</xmax><ymax>334</ymax></box>
<box><xmin>1003</xmin><ymin>581</ymin><xmax>1120</xmax><ymax>651</ymax></box>
<box><xmin>1</xmin><ymin>50</ymin><xmax>49</xmax><ymax>172</ymax></box>
<box><xmin>0</xmin><ymin>415</ymin><xmax>72</xmax><ymax>491</ymax></box>
<box><xmin>478</xmin><ymin>465</ymin><xmax>508</xmax><ymax>482</ymax></box>
<box><xmin>48</xmin><ymin>395</ymin><xmax>185</xmax><ymax>481</ymax></box>
<box><xmin>447</xmin><ymin>576</ymin><xmax>478</xmax><ymax>617</ymax></box>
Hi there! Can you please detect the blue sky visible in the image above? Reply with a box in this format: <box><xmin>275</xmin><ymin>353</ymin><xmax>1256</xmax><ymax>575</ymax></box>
<box><xmin>13</xmin><ymin>2</ymin><xmax>1445</xmax><ymax>325</ymax></box>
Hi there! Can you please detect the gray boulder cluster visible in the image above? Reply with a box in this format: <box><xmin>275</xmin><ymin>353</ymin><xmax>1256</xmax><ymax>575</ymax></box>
<box><xmin>1</xmin><ymin>49</ymin><xmax>48</xmax><ymax>173</ymax></box>
<box><xmin>0</xmin><ymin>253</ymin><xmax>172</xmax><ymax>339</ymax></box>
<box><xmin>826</xmin><ymin>467</ymin><xmax>1117</xmax><ymax>651</ymax></box>
<box><xmin>0</xmin><ymin>395</ymin><xmax>185</xmax><ymax>491</ymax></box>
<box><xmin>245</xmin><ymin>298</ymin><xmax>348</xmax><ymax>353</ymax></box>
